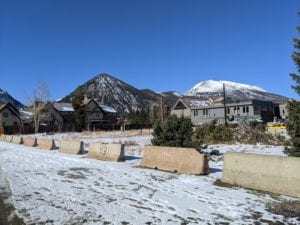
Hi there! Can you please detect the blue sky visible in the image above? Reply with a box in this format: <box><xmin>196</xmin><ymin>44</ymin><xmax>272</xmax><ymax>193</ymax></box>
<box><xmin>0</xmin><ymin>0</ymin><xmax>299</xmax><ymax>104</ymax></box>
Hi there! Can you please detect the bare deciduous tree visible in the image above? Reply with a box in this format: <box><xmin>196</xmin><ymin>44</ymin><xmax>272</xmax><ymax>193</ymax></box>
<box><xmin>27</xmin><ymin>81</ymin><xmax>50</xmax><ymax>133</ymax></box>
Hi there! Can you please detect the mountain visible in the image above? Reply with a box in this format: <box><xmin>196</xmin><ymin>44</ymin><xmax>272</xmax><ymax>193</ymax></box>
<box><xmin>185</xmin><ymin>80</ymin><xmax>288</xmax><ymax>103</ymax></box>
<box><xmin>61</xmin><ymin>73</ymin><xmax>179</xmax><ymax>115</ymax></box>
<box><xmin>0</xmin><ymin>89</ymin><xmax>24</xmax><ymax>109</ymax></box>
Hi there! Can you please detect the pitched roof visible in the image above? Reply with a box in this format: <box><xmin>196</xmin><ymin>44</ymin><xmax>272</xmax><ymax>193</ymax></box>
<box><xmin>82</xmin><ymin>98</ymin><xmax>118</xmax><ymax>113</ymax></box>
<box><xmin>173</xmin><ymin>96</ymin><xmax>213</xmax><ymax>110</ymax></box>
<box><xmin>53</xmin><ymin>103</ymin><xmax>74</xmax><ymax>112</ymax></box>
<box><xmin>0</xmin><ymin>102</ymin><xmax>20</xmax><ymax>118</ymax></box>
<box><xmin>99</xmin><ymin>104</ymin><xmax>117</xmax><ymax>113</ymax></box>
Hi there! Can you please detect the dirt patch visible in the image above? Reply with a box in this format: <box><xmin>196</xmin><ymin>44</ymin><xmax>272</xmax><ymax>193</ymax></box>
<box><xmin>57</xmin><ymin>170</ymin><xmax>87</xmax><ymax>180</ymax></box>
<box><xmin>0</xmin><ymin>188</ymin><xmax>25</xmax><ymax>225</ymax></box>
<box><xmin>213</xmin><ymin>179</ymin><xmax>240</xmax><ymax>188</ymax></box>
<box><xmin>266</xmin><ymin>200</ymin><xmax>300</xmax><ymax>219</ymax></box>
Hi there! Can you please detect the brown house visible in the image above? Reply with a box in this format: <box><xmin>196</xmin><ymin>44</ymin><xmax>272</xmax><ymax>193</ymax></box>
<box><xmin>39</xmin><ymin>102</ymin><xmax>76</xmax><ymax>132</ymax></box>
<box><xmin>0</xmin><ymin>103</ymin><xmax>22</xmax><ymax>134</ymax></box>
<box><xmin>83</xmin><ymin>99</ymin><xmax>118</xmax><ymax>131</ymax></box>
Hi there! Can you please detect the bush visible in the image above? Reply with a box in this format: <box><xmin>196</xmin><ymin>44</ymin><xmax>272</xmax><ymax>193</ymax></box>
<box><xmin>194</xmin><ymin>120</ymin><xmax>233</xmax><ymax>144</ymax></box>
<box><xmin>151</xmin><ymin>116</ymin><xmax>195</xmax><ymax>148</ymax></box>
<box><xmin>194</xmin><ymin>120</ymin><xmax>283</xmax><ymax>145</ymax></box>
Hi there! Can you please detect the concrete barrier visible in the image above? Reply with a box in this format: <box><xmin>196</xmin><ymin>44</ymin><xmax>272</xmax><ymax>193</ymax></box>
<box><xmin>4</xmin><ymin>135</ymin><xmax>13</xmax><ymax>143</ymax></box>
<box><xmin>88</xmin><ymin>143</ymin><xmax>124</xmax><ymax>161</ymax></box>
<box><xmin>23</xmin><ymin>136</ymin><xmax>38</xmax><ymax>147</ymax></box>
<box><xmin>38</xmin><ymin>138</ymin><xmax>56</xmax><ymax>150</ymax></box>
<box><xmin>12</xmin><ymin>136</ymin><xmax>23</xmax><ymax>144</ymax></box>
<box><xmin>0</xmin><ymin>135</ymin><xmax>5</xmax><ymax>141</ymax></box>
<box><xmin>140</xmin><ymin>146</ymin><xmax>209</xmax><ymax>175</ymax></box>
<box><xmin>221</xmin><ymin>152</ymin><xmax>300</xmax><ymax>198</ymax></box>
<box><xmin>59</xmin><ymin>140</ymin><xmax>84</xmax><ymax>155</ymax></box>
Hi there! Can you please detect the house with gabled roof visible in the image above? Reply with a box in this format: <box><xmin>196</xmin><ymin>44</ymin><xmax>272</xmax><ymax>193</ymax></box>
<box><xmin>37</xmin><ymin>102</ymin><xmax>75</xmax><ymax>132</ymax></box>
<box><xmin>83</xmin><ymin>99</ymin><xmax>118</xmax><ymax>130</ymax></box>
<box><xmin>191</xmin><ymin>99</ymin><xmax>279</xmax><ymax>126</ymax></box>
<box><xmin>170</xmin><ymin>97</ymin><xmax>213</xmax><ymax>118</ymax></box>
<box><xmin>0</xmin><ymin>102</ymin><xmax>22</xmax><ymax>134</ymax></box>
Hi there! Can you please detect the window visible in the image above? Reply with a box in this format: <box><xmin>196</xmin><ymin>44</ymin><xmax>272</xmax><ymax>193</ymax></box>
<box><xmin>95</xmin><ymin>113</ymin><xmax>103</xmax><ymax>119</ymax></box>
<box><xmin>282</xmin><ymin>109</ymin><xmax>285</xmax><ymax>115</ymax></box>
<box><xmin>227</xmin><ymin>107</ymin><xmax>230</xmax><ymax>114</ymax></box>
<box><xmin>203</xmin><ymin>108</ymin><xmax>209</xmax><ymax>117</ymax></box>
<box><xmin>3</xmin><ymin>113</ymin><xmax>8</xmax><ymax>118</ymax></box>
<box><xmin>193</xmin><ymin>110</ymin><xmax>198</xmax><ymax>117</ymax></box>
<box><xmin>234</xmin><ymin>107</ymin><xmax>240</xmax><ymax>115</ymax></box>
<box><xmin>242</xmin><ymin>106</ymin><xmax>249</xmax><ymax>114</ymax></box>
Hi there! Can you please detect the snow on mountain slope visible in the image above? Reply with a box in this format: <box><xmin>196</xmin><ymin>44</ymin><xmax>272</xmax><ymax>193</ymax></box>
<box><xmin>61</xmin><ymin>74</ymin><xmax>179</xmax><ymax>115</ymax></box>
<box><xmin>186</xmin><ymin>80</ymin><xmax>288</xmax><ymax>103</ymax></box>
<box><xmin>186</xmin><ymin>80</ymin><xmax>266</xmax><ymax>95</ymax></box>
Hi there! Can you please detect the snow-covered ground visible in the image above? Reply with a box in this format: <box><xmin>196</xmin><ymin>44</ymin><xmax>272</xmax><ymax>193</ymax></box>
<box><xmin>0</xmin><ymin>132</ymin><xmax>299</xmax><ymax>224</ymax></box>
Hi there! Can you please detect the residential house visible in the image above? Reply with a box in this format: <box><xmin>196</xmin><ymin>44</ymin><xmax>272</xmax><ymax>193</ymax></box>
<box><xmin>83</xmin><ymin>99</ymin><xmax>118</xmax><ymax>130</ymax></box>
<box><xmin>50</xmin><ymin>103</ymin><xmax>76</xmax><ymax>132</ymax></box>
<box><xmin>19</xmin><ymin>110</ymin><xmax>34</xmax><ymax>134</ymax></box>
<box><xmin>171</xmin><ymin>97</ymin><xmax>213</xmax><ymax>118</ymax></box>
<box><xmin>191</xmin><ymin>99</ymin><xmax>279</xmax><ymax>126</ymax></box>
<box><xmin>34</xmin><ymin>102</ymin><xmax>75</xmax><ymax>132</ymax></box>
<box><xmin>0</xmin><ymin>102</ymin><xmax>22</xmax><ymax>134</ymax></box>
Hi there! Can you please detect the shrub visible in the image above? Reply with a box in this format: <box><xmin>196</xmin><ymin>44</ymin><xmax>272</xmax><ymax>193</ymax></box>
<box><xmin>194</xmin><ymin>120</ymin><xmax>282</xmax><ymax>145</ymax></box>
<box><xmin>151</xmin><ymin>116</ymin><xmax>195</xmax><ymax>148</ymax></box>
<box><xmin>194</xmin><ymin>120</ymin><xmax>233</xmax><ymax>144</ymax></box>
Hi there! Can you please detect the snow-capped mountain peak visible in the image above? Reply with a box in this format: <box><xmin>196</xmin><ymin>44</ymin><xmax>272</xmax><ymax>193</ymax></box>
<box><xmin>185</xmin><ymin>80</ymin><xmax>288</xmax><ymax>103</ymax></box>
<box><xmin>186</xmin><ymin>80</ymin><xmax>266</xmax><ymax>95</ymax></box>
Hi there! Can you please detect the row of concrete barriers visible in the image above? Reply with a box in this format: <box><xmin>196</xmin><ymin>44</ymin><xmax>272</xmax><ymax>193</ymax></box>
<box><xmin>0</xmin><ymin>134</ymin><xmax>299</xmax><ymax>197</ymax></box>
<box><xmin>0</xmin><ymin>135</ymin><xmax>125</xmax><ymax>162</ymax></box>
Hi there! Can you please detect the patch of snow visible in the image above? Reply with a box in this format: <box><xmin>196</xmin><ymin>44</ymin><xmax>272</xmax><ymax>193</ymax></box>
<box><xmin>61</xmin><ymin>107</ymin><xmax>74</xmax><ymax>112</ymax></box>
<box><xmin>0</xmin><ymin>134</ymin><xmax>298</xmax><ymax>224</ymax></box>
<box><xmin>99</xmin><ymin>105</ymin><xmax>117</xmax><ymax>113</ymax></box>
<box><xmin>190</xmin><ymin>100</ymin><xmax>212</xmax><ymax>107</ymax></box>
<box><xmin>172</xmin><ymin>92</ymin><xmax>183</xmax><ymax>97</ymax></box>
<box><xmin>186</xmin><ymin>80</ymin><xmax>267</xmax><ymax>96</ymax></box>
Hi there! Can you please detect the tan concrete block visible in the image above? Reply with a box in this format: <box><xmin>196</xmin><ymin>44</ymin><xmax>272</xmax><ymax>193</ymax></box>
<box><xmin>38</xmin><ymin>138</ymin><xmax>56</xmax><ymax>150</ymax></box>
<box><xmin>221</xmin><ymin>152</ymin><xmax>300</xmax><ymax>198</ymax></box>
<box><xmin>140</xmin><ymin>146</ymin><xmax>209</xmax><ymax>175</ymax></box>
<box><xmin>5</xmin><ymin>135</ymin><xmax>13</xmax><ymax>143</ymax></box>
<box><xmin>88</xmin><ymin>143</ymin><xmax>124</xmax><ymax>162</ymax></box>
<box><xmin>59</xmin><ymin>140</ymin><xmax>84</xmax><ymax>155</ymax></box>
<box><xmin>12</xmin><ymin>136</ymin><xmax>23</xmax><ymax>144</ymax></box>
<box><xmin>23</xmin><ymin>136</ymin><xmax>38</xmax><ymax>147</ymax></box>
<box><xmin>0</xmin><ymin>135</ymin><xmax>5</xmax><ymax>141</ymax></box>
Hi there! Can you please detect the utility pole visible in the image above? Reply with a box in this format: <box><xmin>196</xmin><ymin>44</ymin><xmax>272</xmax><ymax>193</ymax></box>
<box><xmin>160</xmin><ymin>96</ymin><xmax>164</xmax><ymax>122</ymax></box>
<box><xmin>223</xmin><ymin>83</ymin><xmax>228</xmax><ymax>127</ymax></box>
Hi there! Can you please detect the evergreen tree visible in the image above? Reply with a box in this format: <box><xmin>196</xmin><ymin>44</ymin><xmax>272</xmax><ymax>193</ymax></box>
<box><xmin>286</xmin><ymin>13</ymin><xmax>300</xmax><ymax>156</ymax></box>
<box><xmin>286</xmin><ymin>101</ymin><xmax>300</xmax><ymax>156</ymax></box>
<box><xmin>72</xmin><ymin>86</ymin><xmax>86</xmax><ymax>131</ymax></box>
<box><xmin>151</xmin><ymin>115</ymin><xmax>194</xmax><ymax>147</ymax></box>
<box><xmin>290</xmin><ymin>20</ymin><xmax>300</xmax><ymax>95</ymax></box>
<box><xmin>128</xmin><ymin>108</ymin><xmax>149</xmax><ymax>128</ymax></box>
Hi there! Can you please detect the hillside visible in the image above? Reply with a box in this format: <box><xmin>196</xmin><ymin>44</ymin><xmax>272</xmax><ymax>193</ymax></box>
<box><xmin>61</xmin><ymin>73</ymin><xmax>179</xmax><ymax>115</ymax></box>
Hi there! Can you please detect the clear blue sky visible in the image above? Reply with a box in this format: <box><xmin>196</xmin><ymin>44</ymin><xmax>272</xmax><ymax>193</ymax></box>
<box><xmin>0</xmin><ymin>0</ymin><xmax>299</xmax><ymax>104</ymax></box>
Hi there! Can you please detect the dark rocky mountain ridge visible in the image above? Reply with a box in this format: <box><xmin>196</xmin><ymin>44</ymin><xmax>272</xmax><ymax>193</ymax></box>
<box><xmin>61</xmin><ymin>73</ymin><xmax>179</xmax><ymax>116</ymax></box>
<box><xmin>0</xmin><ymin>89</ymin><xmax>24</xmax><ymax>109</ymax></box>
